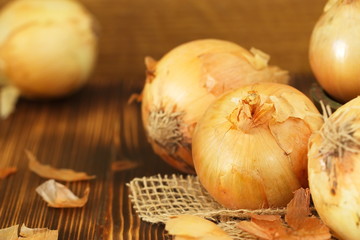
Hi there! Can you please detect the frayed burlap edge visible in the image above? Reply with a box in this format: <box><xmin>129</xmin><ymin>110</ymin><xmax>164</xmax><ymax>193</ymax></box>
<box><xmin>127</xmin><ymin>174</ymin><xmax>287</xmax><ymax>239</ymax></box>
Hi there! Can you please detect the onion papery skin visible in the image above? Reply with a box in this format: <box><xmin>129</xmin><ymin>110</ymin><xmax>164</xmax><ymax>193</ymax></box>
<box><xmin>141</xmin><ymin>39</ymin><xmax>289</xmax><ymax>173</ymax></box>
<box><xmin>0</xmin><ymin>0</ymin><xmax>98</xmax><ymax>98</ymax></box>
<box><xmin>192</xmin><ymin>82</ymin><xmax>323</xmax><ymax>209</ymax></box>
<box><xmin>309</xmin><ymin>0</ymin><xmax>360</xmax><ymax>103</ymax></box>
<box><xmin>308</xmin><ymin>96</ymin><xmax>360</xmax><ymax>240</ymax></box>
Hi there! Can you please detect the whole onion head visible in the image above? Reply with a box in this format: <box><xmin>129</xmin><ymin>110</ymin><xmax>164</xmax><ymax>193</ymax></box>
<box><xmin>0</xmin><ymin>0</ymin><xmax>98</xmax><ymax>98</ymax></box>
<box><xmin>309</xmin><ymin>0</ymin><xmax>360</xmax><ymax>103</ymax></box>
<box><xmin>141</xmin><ymin>39</ymin><xmax>289</xmax><ymax>173</ymax></box>
<box><xmin>192</xmin><ymin>82</ymin><xmax>323</xmax><ymax>209</ymax></box>
<box><xmin>308</xmin><ymin>96</ymin><xmax>360</xmax><ymax>240</ymax></box>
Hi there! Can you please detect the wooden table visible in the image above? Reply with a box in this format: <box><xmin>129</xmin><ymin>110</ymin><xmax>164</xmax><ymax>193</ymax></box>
<box><xmin>0</xmin><ymin>0</ymin><xmax>326</xmax><ymax>239</ymax></box>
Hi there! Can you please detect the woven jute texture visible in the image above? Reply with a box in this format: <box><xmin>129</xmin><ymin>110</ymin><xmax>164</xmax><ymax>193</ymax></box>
<box><xmin>127</xmin><ymin>174</ymin><xmax>287</xmax><ymax>239</ymax></box>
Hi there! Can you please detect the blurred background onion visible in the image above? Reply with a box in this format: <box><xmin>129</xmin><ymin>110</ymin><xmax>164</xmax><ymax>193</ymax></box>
<box><xmin>0</xmin><ymin>0</ymin><xmax>98</xmax><ymax>118</ymax></box>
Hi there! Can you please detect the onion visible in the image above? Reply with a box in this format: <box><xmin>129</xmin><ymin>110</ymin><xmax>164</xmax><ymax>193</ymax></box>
<box><xmin>0</xmin><ymin>0</ymin><xmax>98</xmax><ymax>98</ymax></box>
<box><xmin>141</xmin><ymin>39</ymin><xmax>290</xmax><ymax>173</ymax></box>
<box><xmin>308</xmin><ymin>97</ymin><xmax>360</xmax><ymax>240</ymax></box>
<box><xmin>309</xmin><ymin>0</ymin><xmax>360</xmax><ymax>103</ymax></box>
<box><xmin>192</xmin><ymin>82</ymin><xmax>323</xmax><ymax>209</ymax></box>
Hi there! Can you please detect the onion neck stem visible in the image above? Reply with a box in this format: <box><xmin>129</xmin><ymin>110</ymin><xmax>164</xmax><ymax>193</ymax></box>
<box><xmin>228</xmin><ymin>91</ymin><xmax>273</xmax><ymax>133</ymax></box>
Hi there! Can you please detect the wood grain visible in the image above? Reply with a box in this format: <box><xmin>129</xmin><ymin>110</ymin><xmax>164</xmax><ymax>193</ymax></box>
<box><xmin>0</xmin><ymin>0</ymin><xmax>325</xmax><ymax>239</ymax></box>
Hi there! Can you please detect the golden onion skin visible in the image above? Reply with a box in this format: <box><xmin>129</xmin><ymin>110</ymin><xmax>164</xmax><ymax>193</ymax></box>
<box><xmin>309</xmin><ymin>0</ymin><xmax>360</xmax><ymax>103</ymax></box>
<box><xmin>192</xmin><ymin>82</ymin><xmax>323</xmax><ymax>209</ymax></box>
<box><xmin>308</xmin><ymin>96</ymin><xmax>360</xmax><ymax>240</ymax></box>
<box><xmin>141</xmin><ymin>39</ymin><xmax>289</xmax><ymax>173</ymax></box>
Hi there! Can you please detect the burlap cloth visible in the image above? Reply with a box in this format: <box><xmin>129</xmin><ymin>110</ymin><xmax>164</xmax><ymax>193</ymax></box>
<box><xmin>127</xmin><ymin>174</ymin><xmax>288</xmax><ymax>239</ymax></box>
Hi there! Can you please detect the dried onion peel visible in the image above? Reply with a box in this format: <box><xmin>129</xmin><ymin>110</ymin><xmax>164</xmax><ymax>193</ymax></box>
<box><xmin>0</xmin><ymin>225</ymin><xmax>18</xmax><ymax>240</ymax></box>
<box><xmin>237</xmin><ymin>188</ymin><xmax>331</xmax><ymax>239</ymax></box>
<box><xmin>308</xmin><ymin>96</ymin><xmax>360</xmax><ymax>240</ymax></box>
<box><xmin>141</xmin><ymin>39</ymin><xmax>289</xmax><ymax>173</ymax></box>
<box><xmin>19</xmin><ymin>224</ymin><xmax>58</xmax><ymax>239</ymax></box>
<box><xmin>165</xmin><ymin>215</ymin><xmax>232</xmax><ymax>240</ymax></box>
<box><xmin>26</xmin><ymin>150</ymin><xmax>95</xmax><ymax>181</ymax></box>
<box><xmin>0</xmin><ymin>224</ymin><xmax>58</xmax><ymax>240</ymax></box>
<box><xmin>192</xmin><ymin>82</ymin><xmax>323</xmax><ymax>209</ymax></box>
<box><xmin>0</xmin><ymin>166</ymin><xmax>17</xmax><ymax>179</ymax></box>
<box><xmin>36</xmin><ymin>179</ymin><xmax>90</xmax><ymax>208</ymax></box>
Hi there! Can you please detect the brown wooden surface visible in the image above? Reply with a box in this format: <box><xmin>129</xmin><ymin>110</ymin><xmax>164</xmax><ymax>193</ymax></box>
<box><xmin>0</xmin><ymin>0</ymin><xmax>326</xmax><ymax>239</ymax></box>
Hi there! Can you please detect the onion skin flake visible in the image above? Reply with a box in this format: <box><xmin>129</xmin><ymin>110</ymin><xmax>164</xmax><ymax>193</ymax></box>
<box><xmin>36</xmin><ymin>179</ymin><xmax>90</xmax><ymax>208</ymax></box>
<box><xmin>0</xmin><ymin>167</ymin><xmax>17</xmax><ymax>179</ymax></box>
<box><xmin>0</xmin><ymin>224</ymin><xmax>58</xmax><ymax>240</ymax></box>
<box><xmin>237</xmin><ymin>188</ymin><xmax>331</xmax><ymax>240</ymax></box>
<box><xmin>165</xmin><ymin>215</ymin><xmax>232</xmax><ymax>240</ymax></box>
<box><xmin>26</xmin><ymin>150</ymin><xmax>95</xmax><ymax>182</ymax></box>
<box><xmin>0</xmin><ymin>225</ymin><xmax>18</xmax><ymax>240</ymax></box>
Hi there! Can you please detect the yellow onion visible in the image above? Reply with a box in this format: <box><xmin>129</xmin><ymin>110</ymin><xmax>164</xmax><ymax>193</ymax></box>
<box><xmin>0</xmin><ymin>0</ymin><xmax>98</xmax><ymax>98</ymax></box>
<box><xmin>309</xmin><ymin>0</ymin><xmax>360</xmax><ymax>103</ymax></box>
<box><xmin>308</xmin><ymin>96</ymin><xmax>360</xmax><ymax>240</ymax></box>
<box><xmin>192</xmin><ymin>82</ymin><xmax>323</xmax><ymax>209</ymax></box>
<box><xmin>141</xmin><ymin>39</ymin><xmax>289</xmax><ymax>173</ymax></box>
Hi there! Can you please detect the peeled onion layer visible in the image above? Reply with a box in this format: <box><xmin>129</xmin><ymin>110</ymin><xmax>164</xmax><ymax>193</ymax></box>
<box><xmin>141</xmin><ymin>39</ymin><xmax>290</xmax><ymax>173</ymax></box>
<box><xmin>308</xmin><ymin>96</ymin><xmax>360</xmax><ymax>240</ymax></box>
<box><xmin>192</xmin><ymin>82</ymin><xmax>323</xmax><ymax>209</ymax></box>
<box><xmin>309</xmin><ymin>0</ymin><xmax>360</xmax><ymax>103</ymax></box>
<box><xmin>0</xmin><ymin>0</ymin><xmax>98</xmax><ymax>98</ymax></box>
